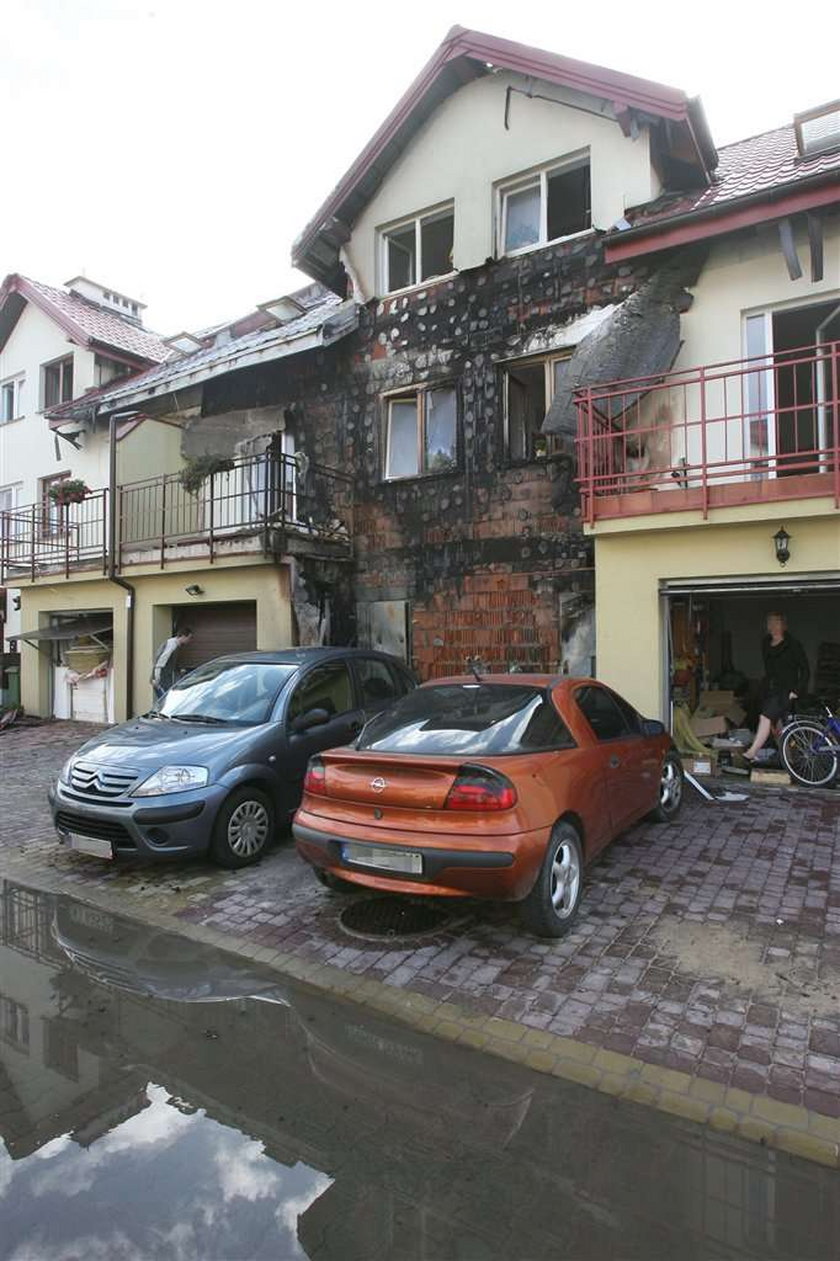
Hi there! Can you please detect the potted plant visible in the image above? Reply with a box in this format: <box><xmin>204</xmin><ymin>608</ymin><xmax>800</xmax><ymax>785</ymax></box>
<box><xmin>178</xmin><ymin>454</ymin><xmax>235</xmax><ymax>496</ymax></box>
<box><xmin>48</xmin><ymin>478</ymin><xmax>90</xmax><ymax>506</ymax></box>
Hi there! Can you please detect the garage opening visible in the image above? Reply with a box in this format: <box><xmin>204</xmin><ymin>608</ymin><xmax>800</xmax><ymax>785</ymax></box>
<box><xmin>174</xmin><ymin>602</ymin><xmax>257</xmax><ymax>672</ymax></box>
<box><xmin>665</xmin><ymin>580</ymin><xmax>840</xmax><ymax>779</ymax></box>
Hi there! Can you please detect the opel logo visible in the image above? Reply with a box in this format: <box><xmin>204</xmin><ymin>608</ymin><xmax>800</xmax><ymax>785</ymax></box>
<box><xmin>371</xmin><ymin>777</ymin><xmax>387</xmax><ymax>793</ymax></box>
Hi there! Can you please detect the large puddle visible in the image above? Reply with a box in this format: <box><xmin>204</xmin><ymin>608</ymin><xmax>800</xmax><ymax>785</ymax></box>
<box><xmin>1</xmin><ymin>878</ymin><xmax>839</xmax><ymax>1259</ymax></box>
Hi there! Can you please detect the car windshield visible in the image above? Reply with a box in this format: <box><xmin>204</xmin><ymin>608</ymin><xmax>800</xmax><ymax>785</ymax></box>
<box><xmin>157</xmin><ymin>661</ymin><xmax>297</xmax><ymax>726</ymax></box>
<box><xmin>357</xmin><ymin>684</ymin><xmax>575</xmax><ymax>755</ymax></box>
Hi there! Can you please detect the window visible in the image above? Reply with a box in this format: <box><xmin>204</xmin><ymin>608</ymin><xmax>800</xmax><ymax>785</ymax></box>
<box><xmin>41</xmin><ymin>355</ymin><xmax>74</xmax><ymax>409</ymax></box>
<box><xmin>795</xmin><ymin>102</ymin><xmax>840</xmax><ymax>157</ymax></box>
<box><xmin>498</xmin><ymin>155</ymin><xmax>590</xmax><ymax>255</ymax></box>
<box><xmin>1</xmin><ymin>376</ymin><xmax>24</xmax><ymax>423</ymax></box>
<box><xmin>358</xmin><ymin>684</ymin><xmax>576</xmax><ymax>756</ymax></box>
<box><xmin>575</xmin><ymin>685</ymin><xmax>631</xmax><ymax>742</ymax></box>
<box><xmin>40</xmin><ymin>472</ymin><xmax>70</xmax><ymax>535</ymax></box>
<box><xmin>0</xmin><ymin>994</ymin><xmax>30</xmax><ymax>1052</ymax></box>
<box><xmin>504</xmin><ymin>353</ymin><xmax>571</xmax><ymax>461</ymax></box>
<box><xmin>288</xmin><ymin>662</ymin><xmax>354</xmax><ymax>724</ymax></box>
<box><xmin>355</xmin><ymin>657</ymin><xmax>402</xmax><ymax>710</ymax></box>
<box><xmin>94</xmin><ymin>355</ymin><xmax>132</xmax><ymax>388</ymax></box>
<box><xmin>385</xmin><ymin>386</ymin><xmax>457</xmax><ymax>480</ymax></box>
<box><xmin>380</xmin><ymin>205</ymin><xmax>454</xmax><ymax>293</ymax></box>
<box><xmin>158</xmin><ymin>660</ymin><xmax>296</xmax><ymax>725</ymax></box>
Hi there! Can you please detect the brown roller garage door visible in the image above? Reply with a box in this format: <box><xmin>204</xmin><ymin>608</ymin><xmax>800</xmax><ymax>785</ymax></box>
<box><xmin>176</xmin><ymin>602</ymin><xmax>257</xmax><ymax>670</ymax></box>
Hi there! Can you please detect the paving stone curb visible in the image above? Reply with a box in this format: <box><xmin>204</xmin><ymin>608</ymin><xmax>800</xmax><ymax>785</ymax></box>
<box><xmin>6</xmin><ymin>851</ymin><xmax>840</xmax><ymax>1170</ymax></box>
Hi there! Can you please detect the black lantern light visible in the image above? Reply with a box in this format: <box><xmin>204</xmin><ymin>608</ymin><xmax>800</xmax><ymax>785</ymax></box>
<box><xmin>773</xmin><ymin>526</ymin><xmax>791</xmax><ymax>566</ymax></box>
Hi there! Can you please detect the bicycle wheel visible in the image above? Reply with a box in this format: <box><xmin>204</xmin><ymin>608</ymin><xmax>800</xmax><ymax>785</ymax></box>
<box><xmin>781</xmin><ymin>722</ymin><xmax>838</xmax><ymax>787</ymax></box>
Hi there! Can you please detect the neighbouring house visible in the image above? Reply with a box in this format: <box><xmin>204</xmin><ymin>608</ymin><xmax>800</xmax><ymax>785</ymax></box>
<box><xmin>0</xmin><ymin>274</ymin><xmax>170</xmax><ymax>718</ymax></box>
<box><xmin>13</xmin><ymin>282</ymin><xmax>356</xmax><ymax>722</ymax></box>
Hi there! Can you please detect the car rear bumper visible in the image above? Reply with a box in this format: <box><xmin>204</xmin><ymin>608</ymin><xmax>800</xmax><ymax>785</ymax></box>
<box><xmin>49</xmin><ymin>780</ymin><xmax>229</xmax><ymax>860</ymax></box>
<box><xmin>293</xmin><ymin>814</ymin><xmax>549</xmax><ymax>901</ymax></box>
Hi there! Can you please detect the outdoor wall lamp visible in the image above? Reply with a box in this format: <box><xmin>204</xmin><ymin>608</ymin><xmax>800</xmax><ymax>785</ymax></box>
<box><xmin>773</xmin><ymin>526</ymin><xmax>791</xmax><ymax>566</ymax></box>
<box><xmin>185</xmin><ymin>584</ymin><xmax>205</xmax><ymax>597</ymax></box>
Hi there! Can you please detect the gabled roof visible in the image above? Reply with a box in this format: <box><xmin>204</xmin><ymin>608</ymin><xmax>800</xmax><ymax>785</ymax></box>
<box><xmin>293</xmin><ymin>25</ymin><xmax>716</xmax><ymax>294</ymax></box>
<box><xmin>611</xmin><ymin>123</ymin><xmax>840</xmax><ymax>249</ymax></box>
<box><xmin>0</xmin><ymin>274</ymin><xmax>170</xmax><ymax>364</ymax></box>
<box><xmin>49</xmin><ymin>296</ymin><xmax>359</xmax><ymax>424</ymax></box>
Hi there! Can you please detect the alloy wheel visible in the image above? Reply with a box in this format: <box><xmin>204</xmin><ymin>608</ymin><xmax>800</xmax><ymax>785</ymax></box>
<box><xmin>660</xmin><ymin>760</ymin><xmax>682</xmax><ymax>811</ymax></box>
<box><xmin>550</xmin><ymin>840</ymin><xmax>581</xmax><ymax>919</ymax></box>
<box><xmin>227</xmin><ymin>799</ymin><xmax>270</xmax><ymax>857</ymax></box>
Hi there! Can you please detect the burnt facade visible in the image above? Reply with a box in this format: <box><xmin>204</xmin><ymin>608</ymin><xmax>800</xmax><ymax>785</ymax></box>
<box><xmin>199</xmin><ymin>234</ymin><xmax>650</xmax><ymax>677</ymax></box>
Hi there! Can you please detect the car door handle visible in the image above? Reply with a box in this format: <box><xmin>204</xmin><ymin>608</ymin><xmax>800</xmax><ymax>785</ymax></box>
<box><xmin>609</xmin><ymin>756</ymin><xmax>621</xmax><ymax>769</ymax></box>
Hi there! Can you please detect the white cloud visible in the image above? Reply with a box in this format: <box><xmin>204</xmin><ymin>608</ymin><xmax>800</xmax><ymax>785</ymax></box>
<box><xmin>276</xmin><ymin>1169</ymin><xmax>333</xmax><ymax>1235</ymax></box>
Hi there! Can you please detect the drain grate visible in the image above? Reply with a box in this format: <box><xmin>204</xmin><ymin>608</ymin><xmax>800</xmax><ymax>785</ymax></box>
<box><xmin>339</xmin><ymin>896</ymin><xmax>455</xmax><ymax>941</ymax></box>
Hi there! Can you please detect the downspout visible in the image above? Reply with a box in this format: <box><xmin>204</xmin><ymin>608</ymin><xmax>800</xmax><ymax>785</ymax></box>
<box><xmin>108</xmin><ymin>411</ymin><xmax>139</xmax><ymax>719</ymax></box>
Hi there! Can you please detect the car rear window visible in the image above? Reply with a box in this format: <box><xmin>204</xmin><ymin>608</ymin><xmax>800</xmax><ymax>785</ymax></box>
<box><xmin>357</xmin><ymin>684</ymin><xmax>575</xmax><ymax>756</ymax></box>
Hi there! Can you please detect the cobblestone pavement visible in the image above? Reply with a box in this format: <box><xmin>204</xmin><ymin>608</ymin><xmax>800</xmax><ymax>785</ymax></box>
<box><xmin>3</xmin><ymin>720</ymin><xmax>840</xmax><ymax>1123</ymax></box>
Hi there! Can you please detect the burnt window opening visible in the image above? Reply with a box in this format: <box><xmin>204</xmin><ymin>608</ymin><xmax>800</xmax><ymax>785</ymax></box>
<box><xmin>381</xmin><ymin>206</ymin><xmax>454</xmax><ymax>294</ymax></box>
<box><xmin>504</xmin><ymin>353</ymin><xmax>572</xmax><ymax>462</ymax></box>
<box><xmin>384</xmin><ymin>386</ymin><xmax>458</xmax><ymax>480</ymax></box>
<box><xmin>499</xmin><ymin>155</ymin><xmax>590</xmax><ymax>255</ymax></box>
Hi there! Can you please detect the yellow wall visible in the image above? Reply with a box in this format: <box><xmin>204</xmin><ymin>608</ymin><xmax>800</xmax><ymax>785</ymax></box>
<box><xmin>18</xmin><ymin>560</ymin><xmax>293</xmax><ymax>723</ymax></box>
<box><xmin>594</xmin><ymin>511</ymin><xmax>840</xmax><ymax>718</ymax></box>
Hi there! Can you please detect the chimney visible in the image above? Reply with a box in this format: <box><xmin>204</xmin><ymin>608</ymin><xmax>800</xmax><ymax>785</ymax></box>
<box><xmin>65</xmin><ymin>276</ymin><xmax>146</xmax><ymax>325</ymax></box>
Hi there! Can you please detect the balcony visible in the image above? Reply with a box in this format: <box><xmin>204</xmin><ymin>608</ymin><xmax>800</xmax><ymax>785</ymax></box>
<box><xmin>576</xmin><ymin>341</ymin><xmax>840</xmax><ymax>524</ymax></box>
<box><xmin>0</xmin><ymin>453</ymin><xmax>353</xmax><ymax>584</ymax></box>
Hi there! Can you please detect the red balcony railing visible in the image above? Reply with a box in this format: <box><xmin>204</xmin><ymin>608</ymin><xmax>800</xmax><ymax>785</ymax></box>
<box><xmin>0</xmin><ymin>453</ymin><xmax>353</xmax><ymax>584</ymax></box>
<box><xmin>576</xmin><ymin>341</ymin><xmax>840</xmax><ymax>522</ymax></box>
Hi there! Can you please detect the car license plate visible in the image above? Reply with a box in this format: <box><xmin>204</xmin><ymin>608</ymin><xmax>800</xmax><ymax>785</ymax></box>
<box><xmin>66</xmin><ymin>832</ymin><xmax>113</xmax><ymax>860</ymax></box>
<box><xmin>343</xmin><ymin>843</ymin><xmax>422</xmax><ymax>875</ymax></box>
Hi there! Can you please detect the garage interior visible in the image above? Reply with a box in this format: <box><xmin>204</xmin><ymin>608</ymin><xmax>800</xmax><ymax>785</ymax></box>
<box><xmin>667</xmin><ymin>582</ymin><xmax>840</xmax><ymax>774</ymax></box>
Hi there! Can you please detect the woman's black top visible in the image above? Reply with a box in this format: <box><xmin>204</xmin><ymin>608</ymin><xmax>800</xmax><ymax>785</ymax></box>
<box><xmin>762</xmin><ymin>633</ymin><xmax>809</xmax><ymax>699</ymax></box>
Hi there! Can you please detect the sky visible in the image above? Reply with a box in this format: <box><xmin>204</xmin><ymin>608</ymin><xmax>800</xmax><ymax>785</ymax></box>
<box><xmin>3</xmin><ymin>0</ymin><xmax>838</xmax><ymax>335</ymax></box>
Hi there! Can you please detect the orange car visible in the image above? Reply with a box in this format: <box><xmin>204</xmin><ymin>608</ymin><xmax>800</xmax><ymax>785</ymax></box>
<box><xmin>293</xmin><ymin>676</ymin><xmax>682</xmax><ymax>937</ymax></box>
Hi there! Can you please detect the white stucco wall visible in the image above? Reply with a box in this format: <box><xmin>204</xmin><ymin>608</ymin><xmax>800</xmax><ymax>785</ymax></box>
<box><xmin>344</xmin><ymin>69</ymin><xmax>659</xmax><ymax>300</ymax></box>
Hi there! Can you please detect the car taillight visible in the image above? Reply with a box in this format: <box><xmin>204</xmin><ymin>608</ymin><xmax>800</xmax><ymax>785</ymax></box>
<box><xmin>444</xmin><ymin>766</ymin><xmax>517</xmax><ymax>812</ymax></box>
<box><xmin>303</xmin><ymin>757</ymin><xmax>326</xmax><ymax>796</ymax></box>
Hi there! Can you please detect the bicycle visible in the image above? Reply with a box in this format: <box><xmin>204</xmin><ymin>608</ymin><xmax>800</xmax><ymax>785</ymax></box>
<box><xmin>779</xmin><ymin>704</ymin><xmax>840</xmax><ymax>788</ymax></box>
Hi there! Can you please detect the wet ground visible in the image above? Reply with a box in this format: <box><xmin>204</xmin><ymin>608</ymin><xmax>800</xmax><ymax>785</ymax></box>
<box><xmin>2</xmin><ymin>881</ymin><xmax>840</xmax><ymax>1260</ymax></box>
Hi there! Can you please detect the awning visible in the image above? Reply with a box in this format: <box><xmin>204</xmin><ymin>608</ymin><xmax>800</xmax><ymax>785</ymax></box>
<box><xmin>542</xmin><ymin>254</ymin><xmax>705</xmax><ymax>438</ymax></box>
<box><xmin>17</xmin><ymin>617</ymin><xmax>113</xmax><ymax>643</ymax></box>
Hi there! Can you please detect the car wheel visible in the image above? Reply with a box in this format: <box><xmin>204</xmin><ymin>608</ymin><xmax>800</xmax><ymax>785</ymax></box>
<box><xmin>647</xmin><ymin>752</ymin><xmax>684</xmax><ymax>823</ymax></box>
<box><xmin>314</xmin><ymin>868</ymin><xmax>353</xmax><ymax>893</ymax></box>
<box><xmin>210</xmin><ymin>787</ymin><xmax>274</xmax><ymax>869</ymax></box>
<box><xmin>519</xmin><ymin>822</ymin><xmax>584</xmax><ymax>939</ymax></box>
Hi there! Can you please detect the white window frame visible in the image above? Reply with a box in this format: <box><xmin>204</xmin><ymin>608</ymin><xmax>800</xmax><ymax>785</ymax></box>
<box><xmin>502</xmin><ymin>350</ymin><xmax>574</xmax><ymax>461</ymax></box>
<box><xmin>0</xmin><ymin>375</ymin><xmax>24</xmax><ymax>423</ymax></box>
<box><xmin>378</xmin><ymin>203</ymin><xmax>455</xmax><ymax>296</ymax></box>
<box><xmin>383</xmin><ymin>385</ymin><xmax>458</xmax><ymax>482</ymax></box>
<box><xmin>497</xmin><ymin>151</ymin><xmax>591</xmax><ymax>258</ymax></box>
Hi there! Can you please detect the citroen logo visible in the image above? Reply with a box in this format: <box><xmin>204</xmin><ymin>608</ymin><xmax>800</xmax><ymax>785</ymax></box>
<box><xmin>371</xmin><ymin>777</ymin><xmax>387</xmax><ymax>793</ymax></box>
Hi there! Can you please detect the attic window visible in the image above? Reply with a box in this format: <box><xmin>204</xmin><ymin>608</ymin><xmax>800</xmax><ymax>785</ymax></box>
<box><xmin>380</xmin><ymin>205</ymin><xmax>454</xmax><ymax>294</ymax></box>
<box><xmin>498</xmin><ymin>154</ymin><xmax>591</xmax><ymax>255</ymax></box>
<box><xmin>795</xmin><ymin>101</ymin><xmax>840</xmax><ymax>157</ymax></box>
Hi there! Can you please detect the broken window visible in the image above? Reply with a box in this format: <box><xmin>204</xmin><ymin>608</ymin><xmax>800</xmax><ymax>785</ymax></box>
<box><xmin>41</xmin><ymin>355</ymin><xmax>74</xmax><ymax>409</ymax></box>
<box><xmin>385</xmin><ymin>386</ymin><xmax>458</xmax><ymax>480</ymax></box>
<box><xmin>499</xmin><ymin>155</ymin><xmax>591</xmax><ymax>255</ymax></box>
<box><xmin>381</xmin><ymin>206</ymin><xmax>454</xmax><ymax>293</ymax></box>
<box><xmin>504</xmin><ymin>352</ymin><xmax>572</xmax><ymax>461</ymax></box>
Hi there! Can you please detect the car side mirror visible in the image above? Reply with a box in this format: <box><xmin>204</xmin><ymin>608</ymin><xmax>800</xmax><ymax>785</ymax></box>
<box><xmin>642</xmin><ymin>718</ymin><xmax>666</xmax><ymax>737</ymax></box>
<box><xmin>291</xmin><ymin>707</ymin><xmax>331</xmax><ymax>734</ymax></box>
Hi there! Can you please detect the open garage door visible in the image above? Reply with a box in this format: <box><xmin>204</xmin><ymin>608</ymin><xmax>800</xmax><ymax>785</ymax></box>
<box><xmin>176</xmin><ymin>602</ymin><xmax>257</xmax><ymax>671</ymax></box>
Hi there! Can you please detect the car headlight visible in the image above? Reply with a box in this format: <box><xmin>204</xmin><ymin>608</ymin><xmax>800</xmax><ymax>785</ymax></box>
<box><xmin>132</xmin><ymin>766</ymin><xmax>209</xmax><ymax>797</ymax></box>
<box><xmin>59</xmin><ymin>757</ymin><xmax>75</xmax><ymax>785</ymax></box>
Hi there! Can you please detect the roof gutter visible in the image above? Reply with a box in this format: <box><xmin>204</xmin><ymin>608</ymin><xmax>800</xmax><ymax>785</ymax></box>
<box><xmin>606</xmin><ymin>171</ymin><xmax>840</xmax><ymax>262</ymax></box>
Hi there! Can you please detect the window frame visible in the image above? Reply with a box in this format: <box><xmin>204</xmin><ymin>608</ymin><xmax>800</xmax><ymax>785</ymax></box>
<box><xmin>496</xmin><ymin>151</ymin><xmax>591</xmax><ymax>258</ymax></box>
<box><xmin>0</xmin><ymin>375</ymin><xmax>24</xmax><ymax>423</ymax></box>
<box><xmin>573</xmin><ymin>684</ymin><xmax>633</xmax><ymax>744</ymax></box>
<box><xmin>382</xmin><ymin>382</ymin><xmax>459</xmax><ymax>482</ymax></box>
<box><xmin>502</xmin><ymin>350</ymin><xmax>574</xmax><ymax>463</ymax></box>
<box><xmin>40</xmin><ymin>354</ymin><xmax>74</xmax><ymax>411</ymax></box>
<box><xmin>378</xmin><ymin>202</ymin><xmax>455</xmax><ymax>296</ymax></box>
<box><xmin>286</xmin><ymin>660</ymin><xmax>356</xmax><ymax>728</ymax></box>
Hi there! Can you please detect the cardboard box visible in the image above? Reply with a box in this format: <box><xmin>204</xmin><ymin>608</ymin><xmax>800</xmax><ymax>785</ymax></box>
<box><xmin>698</xmin><ymin>690</ymin><xmax>735</xmax><ymax>712</ymax></box>
<box><xmin>723</xmin><ymin>702</ymin><xmax>746</xmax><ymax>726</ymax></box>
<box><xmin>690</xmin><ymin>714</ymin><xmax>728</xmax><ymax>738</ymax></box>
<box><xmin>684</xmin><ymin>757</ymin><xmax>714</xmax><ymax>776</ymax></box>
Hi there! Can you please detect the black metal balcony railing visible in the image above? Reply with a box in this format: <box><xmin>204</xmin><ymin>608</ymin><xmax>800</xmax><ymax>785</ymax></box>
<box><xmin>576</xmin><ymin>341</ymin><xmax>840</xmax><ymax>522</ymax></box>
<box><xmin>0</xmin><ymin>453</ymin><xmax>353</xmax><ymax>584</ymax></box>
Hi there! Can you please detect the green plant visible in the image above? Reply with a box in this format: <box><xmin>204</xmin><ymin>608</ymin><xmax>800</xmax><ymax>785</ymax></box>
<box><xmin>178</xmin><ymin>455</ymin><xmax>235</xmax><ymax>496</ymax></box>
<box><xmin>48</xmin><ymin>479</ymin><xmax>90</xmax><ymax>504</ymax></box>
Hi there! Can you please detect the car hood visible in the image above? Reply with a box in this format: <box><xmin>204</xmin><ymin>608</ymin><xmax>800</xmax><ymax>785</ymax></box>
<box><xmin>69</xmin><ymin>716</ymin><xmax>261</xmax><ymax>772</ymax></box>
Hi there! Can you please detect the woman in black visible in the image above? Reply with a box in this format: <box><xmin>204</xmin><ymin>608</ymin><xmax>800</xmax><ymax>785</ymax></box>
<box><xmin>744</xmin><ymin>612</ymin><xmax>809</xmax><ymax>761</ymax></box>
